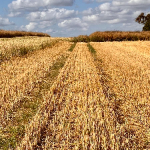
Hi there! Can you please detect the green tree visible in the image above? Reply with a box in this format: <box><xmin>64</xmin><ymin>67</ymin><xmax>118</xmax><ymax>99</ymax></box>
<box><xmin>135</xmin><ymin>13</ymin><xmax>150</xmax><ymax>31</ymax></box>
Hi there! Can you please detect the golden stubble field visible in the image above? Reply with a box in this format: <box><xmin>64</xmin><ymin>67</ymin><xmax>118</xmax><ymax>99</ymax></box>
<box><xmin>0</xmin><ymin>38</ymin><xmax>149</xmax><ymax>149</ymax></box>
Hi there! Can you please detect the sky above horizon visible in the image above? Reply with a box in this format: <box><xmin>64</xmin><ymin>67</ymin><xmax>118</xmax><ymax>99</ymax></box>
<box><xmin>0</xmin><ymin>0</ymin><xmax>150</xmax><ymax>37</ymax></box>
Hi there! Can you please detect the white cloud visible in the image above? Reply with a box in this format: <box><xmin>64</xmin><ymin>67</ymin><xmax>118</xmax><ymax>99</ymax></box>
<box><xmin>21</xmin><ymin>21</ymin><xmax>54</xmax><ymax>31</ymax></box>
<box><xmin>7</xmin><ymin>0</ymin><xmax>150</xmax><ymax>36</ymax></box>
<box><xmin>107</xmin><ymin>18</ymin><xmax>124</xmax><ymax>24</ymax></box>
<box><xmin>46</xmin><ymin>29</ymin><xmax>53</xmax><ymax>33</ymax></box>
<box><xmin>82</xmin><ymin>8</ymin><xmax>95</xmax><ymax>15</ymax></box>
<box><xmin>99</xmin><ymin>3</ymin><xmax>111</xmax><ymax>11</ymax></box>
<box><xmin>82</xmin><ymin>0</ymin><xmax>150</xmax><ymax>27</ymax></box>
<box><xmin>83</xmin><ymin>14</ymin><xmax>100</xmax><ymax>22</ymax></box>
<box><xmin>24</xmin><ymin>22</ymin><xmax>37</xmax><ymax>31</ymax></box>
<box><xmin>8</xmin><ymin>12</ymin><xmax>23</xmax><ymax>17</ymax></box>
<box><xmin>112</xmin><ymin>0</ymin><xmax>150</xmax><ymax>10</ymax></box>
<box><xmin>26</xmin><ymin>8</ymin><xmax>77</xmax><ymax>22</ymax></box>
<box><xmin>38</xmin><ymin>21</ymin><xmax>53</xmax><ymax>29</ymax></box>
<box><xmin>0</xmin><ymin>16</ymin><xmax>13</xmax><ymax>26</ymax></box>
<box><xmin>58</xmin><ymin>18</ymin><xmax>89</xmax><ymax>30</ymax></box>
<box><xmin>8</xmin><ymin>0</ymin><xmax>75</xmax><ymax>12</ymax></box>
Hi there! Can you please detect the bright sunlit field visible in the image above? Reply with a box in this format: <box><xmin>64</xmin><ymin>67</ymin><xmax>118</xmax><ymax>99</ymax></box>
<box><xmin>0</xmin><ymin>36</ymin><xmax>150</xmax><ymax>149</ymax></box>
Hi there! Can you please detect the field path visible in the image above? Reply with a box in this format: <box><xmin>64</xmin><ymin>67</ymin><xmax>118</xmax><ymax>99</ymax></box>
<box><xmin>18</xmin><ymin>43</ymin><xmax>117</xmax><ymax>149</ymax></box>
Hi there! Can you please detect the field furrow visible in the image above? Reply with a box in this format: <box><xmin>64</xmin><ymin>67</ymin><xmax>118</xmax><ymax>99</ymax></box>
<box><xmin>18</xmin><ymin>43</ymin><xmax>118</xmax><ymax>149</ymax></box>
<box><xmin>0</xmin><ymin>41</ymin><xmax>71</xmax><ymax>127</ymax></box>
<box><xmin>91</xmin><ymin>41</ymin><xmax>150</xmax><ymax>149</ymax></box>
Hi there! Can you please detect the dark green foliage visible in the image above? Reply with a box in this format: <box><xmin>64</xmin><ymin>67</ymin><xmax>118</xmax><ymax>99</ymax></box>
<box><xmin>19</xmin><ymin>47</ymin><xmax>29</xmax><ymax>56</ymax></box>
<box><xmin>135</xmin><ymin>13</ymin><xmax>150</xmax><ymax>31</ymax></box>
<box><xmin>143</xmin><ymin>19</ymin><xmax>150</xmax><ymax>31</ymax></box>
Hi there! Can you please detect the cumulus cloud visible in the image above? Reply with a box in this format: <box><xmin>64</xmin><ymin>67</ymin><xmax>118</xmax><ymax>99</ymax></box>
<box><xmin>99</xmin><ymin>3</ymin><xmax>111</xmax><ymax>11</ymax></box>
<box><xmin>18</xmin><ymin>8</ymin><xmax>78</xmax><ymax>32</ymax></box>
<box><xmin>8</xmin><ymin>12</ymin><xmax>23</xmax><ymax>17</ymax></box>
<box><xmin>21</xmin><ymin>21</ymin><xmax>55</xmax><ymax>31</ymax></box>
<box><xmin>8</xmin><ymin>0</ymin><xmax>75</xmax><ymax>12</ymax></box>
<box><xmin>82</xmin><ymin>8</ymin><xmax>95</xmax><ymax>15</ymax></box>
<box><xmin>7</xmin><ymin>0</ymin><xmax>150</xmax><ymax>36</ymax></box>
<box><xmin>111</xmin><ymin>0</ymin><xmax>150</xmax><ymax>11</ymax></box>
<box><xmin>58</xmin><ymin>18</ymin><xmax>89</xmax><ymax>30</ymax></box>
<box><xmin>38</xmin><ymin>21</ymin><xmax>53</xmax><ymax>29</ymax></box>
<box><xmin>26</xmin><ymin>8</ymin><xmax>77</xmax><ymax>22</ymax></box>
<box><xmin>0</xmin><ymin>16</ymin><xmax>13</xmax><ymax>27</ymax></box>
<box><xmin>26</xmin><ymin>22</ymin><xmax>38</xmax><ymax>31</ymax></box>
<box><xmin>83</xmin><ymin>0</ymin><xmax>150</xmax><ymax>26</ymax></box>
<box><xmin>21</xmin><ymin>22</ymin><xmax>37</xmax><ymax>31</ymax></box>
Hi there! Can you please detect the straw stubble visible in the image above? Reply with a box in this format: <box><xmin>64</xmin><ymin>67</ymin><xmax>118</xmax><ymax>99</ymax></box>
<box><xmin>18</xmin><ymin>43</ymin><xmax>118</xmax><ymax>149</ymax></box>
<box><xmin>0</xmin><ymin>41</ymin><xmax>71</xmax><ymax>127</ymax></box>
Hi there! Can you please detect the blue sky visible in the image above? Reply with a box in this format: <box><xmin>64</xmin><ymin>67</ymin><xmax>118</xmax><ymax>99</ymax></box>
<box><xmin>0</xmin><ymin>0</ymin><xmax>150</xmax><ymax>37</ymax></box>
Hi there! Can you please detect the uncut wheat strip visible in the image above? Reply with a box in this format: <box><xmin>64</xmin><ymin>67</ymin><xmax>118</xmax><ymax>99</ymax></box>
<box><xmin>0</xmin><ymin>37</ymin><xmax>54</xmax><ymax>57</ymax></box>
<box><xmin>91</xmin><ymin>42</ymin><xmax>150</xmax><ymax>148</ymax></box>
<box><xmin>0</xmin><ymin>41</ymin><xmax>72</xmax><ymax>126</ymax></box>
<box><xmin>18</xmin><ymin>43</ymin><xmax>119</xmax><ymax>150</ymax></box>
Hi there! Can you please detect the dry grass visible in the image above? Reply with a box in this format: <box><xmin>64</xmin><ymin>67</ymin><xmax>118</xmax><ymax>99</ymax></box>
<box><xmin>0</xmin><ymin>30</ymin><xmax>50</xmax><ymax>38</ymax></box>
<box><xmin>91</xmin><ymin>41</ymin><xmax>150</xmax><ymax>149</ymax></box>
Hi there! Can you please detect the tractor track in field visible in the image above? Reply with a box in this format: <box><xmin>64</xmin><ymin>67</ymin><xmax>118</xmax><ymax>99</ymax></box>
<box><xmin>18</xmin><ymin>43</ymin><xmax>118</xmax><ymax>150</ymax></box>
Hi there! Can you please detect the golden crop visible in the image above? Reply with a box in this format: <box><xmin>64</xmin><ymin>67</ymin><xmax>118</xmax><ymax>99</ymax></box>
<box><xmin>0</xmin><ymin>41</ymin><xmax>71</xmax><ymax>128</ymax></box>
<box><xmin>18</xmin><ymin>43</ymin><xmax>118</xmax><ymax>149</ymax></box>
<box><xmin>0</xmin><ymin>38</ymin><xmax>149</xmax><ymax>149</ymax></box>
<box><xmin>91</xmin><ymin>41</ymin><xmax>150</xmax><ymax>149</ymax></box>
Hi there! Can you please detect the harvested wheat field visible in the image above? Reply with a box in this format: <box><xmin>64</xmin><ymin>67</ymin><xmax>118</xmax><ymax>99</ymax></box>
<box><xmin>17</xmin><ymin>42</ymin><xmax>117</xmax><ymax>149</ymax></box>
<box><xmin>0</xmin><ymin>40</ymin><xmax>150</xmax><ymax>149</ymax></box>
